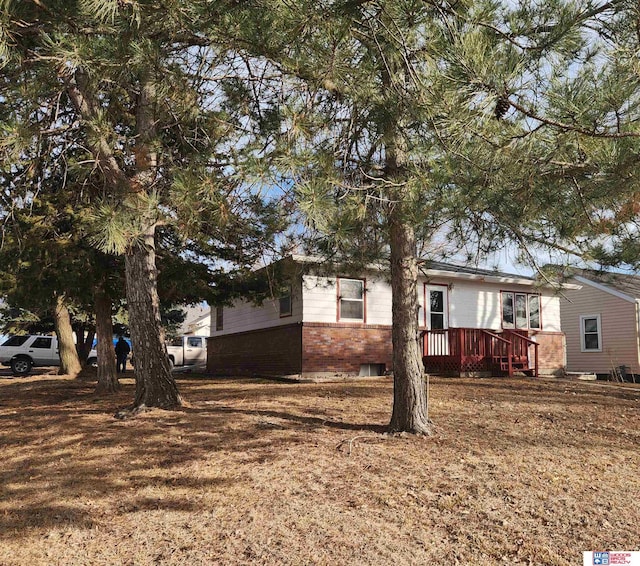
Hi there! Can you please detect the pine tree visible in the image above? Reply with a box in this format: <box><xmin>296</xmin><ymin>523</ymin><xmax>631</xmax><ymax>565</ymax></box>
<box><xmin>226</xmin><ymin>0</ymin><xmax>626</xmax><ymax>433</ymax></box>
<box><xmin>1</xmin><ymin>1</ymin><xmax>287</xmax><ymax>414</ymax></box>
<box><xmin>437</xmin><ymin>2</ymin><xmax>640</xmax><ymax>273</ymax></box>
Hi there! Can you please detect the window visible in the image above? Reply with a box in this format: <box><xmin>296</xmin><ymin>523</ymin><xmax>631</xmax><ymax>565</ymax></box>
<box><xmin>31</xmin><ymin>337</ymin><xmax>52</xmax><ymax>348</ymax></box>
<box><xmin>215</xmin><ymin>306</ymin><xmax>223</xmax><ymax>331</ymax></box>
<box><xmin>502</xmin><ymin>293</ymin><xmax>514</xmax><ymax>328</ymax></box>
<box><xmin>529</xmin><ymin>295</ymin><xmax>540</xmax><ymax>330</ymax></box>
<box><xmin>338</xmin><ymin>278</ymin><xmax>365</xmax><ymax>321</ymax></box>
<box><xmin>187</xmin><ymin>337</ymin><xmax>203</xmax><ymax>348</ymax></box>
<box><xmin>1</xmin><ymin>335</ymin><xmax>29</xmax><ymax>347</ymax></box>
<box><xmin>580</xmin><ymin>315</ymin><xmax>602</xmax><ymax>352</ymax></box>
<box><xmin>501</xmin><ymin>292</ymin><xmax>542</xmax><ymax>330</ymax></box>
<box><xmin>279</xmin><ymin>288</ymin><xmax>292</xmax><ymax>317</ymax></box>
<box><xmin>170</xmin><ymin>336</ymin><xmax>183</xmax><ymax>347</ymax></box>
<box><xmin>426</xmin><ymin>285</ymin><xmax>448</xmax><ymax>330</ymax></box>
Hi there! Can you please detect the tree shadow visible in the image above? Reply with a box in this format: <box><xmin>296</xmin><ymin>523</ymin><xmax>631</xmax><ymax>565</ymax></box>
<box><xmin>188</xmin><ymin>404</ymin><xmax>388</xmax><ymax>434</ymax></box>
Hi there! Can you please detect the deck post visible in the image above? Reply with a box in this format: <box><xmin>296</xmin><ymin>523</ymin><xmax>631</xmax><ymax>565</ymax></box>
<box><xmin>458</xmin><ymin>328</ymin><xmax>464</xmax><ymax>375</ymax></box>
<box><xmin>507</xmin><ymin>341</ymin><xmax>513</xmax><ymax>377</ymax></box>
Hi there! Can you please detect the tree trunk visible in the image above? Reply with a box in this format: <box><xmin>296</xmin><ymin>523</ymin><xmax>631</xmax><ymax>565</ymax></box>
<box><xmin>387</xmin><ymin>212</ymin><xmax>432</xmax><ymax>434</ymax></box>
<box><xmin>54</xmin><ymin>295</ymin><xmax>82</xmax><ymax>376</ymax></box>
<box><xmin>94</xmin><ymin>287</ymin><xmax>119</xmax><ymax>394</ymax></box>
<box><xmin>123</xmin><ymin>222</ymin><xmax>181</xmax><ymax>412</ymax></box>
<box><xmin>380</xmin><ymin>49</ymin><xmax>431</xmax><ymax>433</ymax></box>
<box><xmin>68</xmin><ymin>67</ymin><xmax>181</xmax><ymax>415</ymax></box>
<box><xmin>74</xmin><ymin>324</ymin><xmax>95</xmax><ymax>363</ymax></box>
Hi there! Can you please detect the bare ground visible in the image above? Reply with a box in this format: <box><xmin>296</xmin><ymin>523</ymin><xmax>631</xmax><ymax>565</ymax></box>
<box><xmin>0</xmin><ymin>372</ymin><xmax>638</xmax><ymax>565</ymax></box>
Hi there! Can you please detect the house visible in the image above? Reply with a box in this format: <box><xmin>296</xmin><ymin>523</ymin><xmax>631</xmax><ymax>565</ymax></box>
<box><xmin>178</xmin><ymin>303</ymin><xmax>211</xmax><ymax>337</ymax></box>
<box><xmin>206</xmin><ymin>255</ymin><xmax>570</xmax><ymax>378</ymax></box>
<box><xmin>559</xmin><ymin>270</ymin><xmax>640</xmax><ymax>379</ymax></box>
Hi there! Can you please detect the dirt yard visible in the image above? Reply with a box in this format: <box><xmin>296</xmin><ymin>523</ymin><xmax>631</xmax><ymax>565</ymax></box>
<box><xmin>0</xmin><ymin>372</ymin><xmax>638</xmax><ymax>565</ymax></box>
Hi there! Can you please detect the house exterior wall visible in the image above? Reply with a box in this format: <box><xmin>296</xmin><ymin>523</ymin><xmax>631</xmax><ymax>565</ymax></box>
<box><xmin>301</xmin><ymin>323</ymin><xmax>393</xmax><ymax>374</ymax></box>
<box><xmin>187</xmin><ymin>314</ymin><xmax>210</xmax><ymax>336</ymax></box>
<box><xmin>302</xmin><ymin>273</ymin><xmax>562</xmax><ymax>332</ymax></box>
<box><xmin>530</xmin><ymin>331</ymin><xmax>566</xmax><ymax>375</ymax></box>
<box><xmin>560</xmin><ymin>283</ymin><xmax>640</xmax><ymax>374</ymax></box>
<box><xmin>206</xmin><ymin>266</ymin><xmax>565</xmax><ymax>376</ymax></box>
<box><xmin>301</xmin><ymin>275</ymin><xmax>397</xmax><ymax>325</ymax></box>
<box><xmin>207</xmin><ymin>324</ymin><xmax>302</xmax><ymax>376</ymax></box>
<box><xmin>212</xmin><ymin>280</ymin><xmax>303</xmax><ymax>336</ymax></box>
<box><xmin>433</xmin><ymin>279</ymin><xmax>562</xmax><ymax>332</ymax></box>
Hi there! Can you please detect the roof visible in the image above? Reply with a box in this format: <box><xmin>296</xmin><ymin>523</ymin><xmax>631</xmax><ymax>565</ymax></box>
<box><xmin>179</xmin><ymin>304</ymin><xmax>211</xmax><ymax>334</ymax></box>
<box><xmin>569</xmin><ymin>269</ymin><xmax>640</xmax><ymax>302</ymax></box>
<box><xmin>289</xmin><ymin>254</ymin><xmax>577</xmax><ymax>290</ymax></box>
<box><xmin>424</xmin><ymin>260</ymin><xmax>529</xmax><ymax>279</ymax></box>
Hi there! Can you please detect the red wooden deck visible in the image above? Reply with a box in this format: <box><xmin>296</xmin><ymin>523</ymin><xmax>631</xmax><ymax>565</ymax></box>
<box><xmin>422</xmin><ymin>328</ymin><xmax>539</xmax><ymax>377</ymax></box>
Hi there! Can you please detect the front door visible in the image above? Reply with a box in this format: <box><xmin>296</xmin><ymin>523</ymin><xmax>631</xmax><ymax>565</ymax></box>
<box><xmin>425</xmin><ymin>285</ymin><xmax>449</xmax><ymax>355</ymax></box>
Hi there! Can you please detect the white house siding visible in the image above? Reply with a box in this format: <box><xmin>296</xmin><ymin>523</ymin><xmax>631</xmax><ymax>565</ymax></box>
<box><xmin>427</xmin><ymin>278</ymin><xmax>562</xmax><ymax>332</ymax></box>
<box><xmin>302</xmin><ymin>274</ymin><xmax>413</xmax><ymax>325</ymax></box>
<box><xmin>560</xmin><ymin>283</ymin><xmax>640</xmax><ymax>374</ymax></box>
<box><xmin>211</xmin><ymin>280</ymin><xmax>303</xmax><ymax>336</ymax></box>
<box><xmin>301</xmin><ymin>275</ymin><xmax>339</xmax><ymax>323</ymax></box>
<box><xmin>301</xmin><ymin>272</ymin><xmax>562</xmax><ymax>332</ymax></box>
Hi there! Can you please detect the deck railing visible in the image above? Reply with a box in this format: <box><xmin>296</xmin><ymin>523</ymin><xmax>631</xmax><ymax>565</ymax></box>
<box><xmin>422</xmin><ymin>327</ymin><xmax>539</xmax><ymax>377</ymax></box>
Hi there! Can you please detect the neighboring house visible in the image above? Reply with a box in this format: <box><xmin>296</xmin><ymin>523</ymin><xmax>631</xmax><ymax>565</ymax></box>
<box><xmin>178</xmin><ymin>304</ymin><xmax>211</xmax><ymax>337</ymax></box>
<box><xmin>207</xmin><ymin>255</ymin><xmax>570</xmax><ymax>378</ymax></box>
<box><xmin>559</xmin><ymin>270</ymin><xmax>640</xmax><ymax>378</ymax></box>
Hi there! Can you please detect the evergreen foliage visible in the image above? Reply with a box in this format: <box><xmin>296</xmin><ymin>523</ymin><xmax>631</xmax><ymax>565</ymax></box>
<box><xmin>0</xmin><ymin>1</ymin><xmax>291</xmax><ymax>411</ymax></box>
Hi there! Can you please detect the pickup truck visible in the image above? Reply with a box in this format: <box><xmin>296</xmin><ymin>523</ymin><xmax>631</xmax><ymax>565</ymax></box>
<box><xmin>166</xmin><ymin>335</ymin><xmax>207</xmax><ymax>368</ymax></box>
<box><xmin>0</xmin><ymin>335</ymin><xmax>60</xmax><ymax>375</ymax></box>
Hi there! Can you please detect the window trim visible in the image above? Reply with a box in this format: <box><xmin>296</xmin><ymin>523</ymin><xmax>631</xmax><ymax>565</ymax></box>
<box><xmin>337</xmin><ymin>277</ymin><xmax>366</xmax><ymax>322</ymax></box>
<box><xmin>424</xmin><ymin>283</ymin><xmax>449</xmax><ymax>330</ymax></box>
<box><xmin>580</xmin><ymin>314</ymin><xmax>602</xmax><ymax>353</ymax></box>
<box><xmin>501</xmin><ymin>291</ymin><xmax>543</xmax><ymax>331</ymax></box>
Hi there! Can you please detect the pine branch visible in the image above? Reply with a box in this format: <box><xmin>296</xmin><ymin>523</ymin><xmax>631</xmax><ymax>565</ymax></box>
<box><xmin>65</xmin><ymin>70</ymin><xmax>129</xmax><ymax>189</ymax></box>
<box><xmin>509</xmin><ymin>97</ymin><xmax>640</xmax><ymax>139</ymax></box>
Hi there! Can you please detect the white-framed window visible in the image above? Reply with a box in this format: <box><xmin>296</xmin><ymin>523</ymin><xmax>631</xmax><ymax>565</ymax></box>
<box><xmin>215</xmin><ymin>306</ymin><xmax>223</xmax><ymax>331</ymax></box>
<box><xmin>501</xmin><ymin>292</ymin><xmax>542</xmax><ymax>330</ymax></box>
<box><xmin>580</xmin><ymin>314</ymin><xmax>602</xmax><ymax>352</ymax></box>
<box><xmin>338</xmin><ymin>278</ymin><xmax>365</xmax><ymax>321</ymax></box>
<box><xmin>425</xmin><ymin>284</ymin><xmax>448</xmax><ymax>330</ymax></box>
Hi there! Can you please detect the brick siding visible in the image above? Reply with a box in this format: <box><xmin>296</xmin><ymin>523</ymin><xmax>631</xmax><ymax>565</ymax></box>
<box><xmin>207</xmin><ymin>324</ymin><xmax>302</xmax><ymax>376</ymax></box>
<box><xmin>301</xmin><ymin>323</ymin><xmax>393</xmax><ymax>374</ymax></box>
<box><xmin>206</xmin><ymin>324</ymin><xmax>565</xmax><ymax>377</ymax></box>
<box><xmin>531</xmin><ymin>331</ymin><xmax>566</xmax><ymax>375</ymax></box>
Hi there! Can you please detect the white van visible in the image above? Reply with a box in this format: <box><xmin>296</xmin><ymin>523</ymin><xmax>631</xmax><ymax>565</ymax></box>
<box><xmin>0</xmin><ymin>335</ymin><xmax>60</xmax><ymax>376</ymax></box>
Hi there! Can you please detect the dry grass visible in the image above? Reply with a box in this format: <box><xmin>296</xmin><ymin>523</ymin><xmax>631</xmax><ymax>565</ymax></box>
<box><xmin>0</xmin><ymin>372</ymin><xmax>638</xmax><ymax>565</ymax></box>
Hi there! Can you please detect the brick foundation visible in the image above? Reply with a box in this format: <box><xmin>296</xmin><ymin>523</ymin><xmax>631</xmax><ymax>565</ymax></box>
<box><xmin>530</xmin><ymin>331</ymin><xmax>566</xmax><ymax>376</ymax></box>
<box><xmin>207</xmin><ymin>324</ymin><xmax>302</xmax><ymax>376</ymax></box>
<box><xmin>301</xmin><ymin>323</ymin><xmax>393</xmax><ymax>374</ymax></box>
<box><xmin>207</xmin><ymin>324</ymin><xmax>566</xmax><ymax>378</ymax></box>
